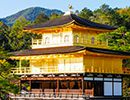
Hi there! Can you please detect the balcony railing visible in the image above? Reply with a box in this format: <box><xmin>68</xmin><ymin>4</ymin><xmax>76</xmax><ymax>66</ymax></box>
<box><xmin>31</xmin><ymin>39</ymin><xmax>108</xmax><ymax>49</ymax></box>
<box><xmin>11</xmin><ymin>67</ymin><xmax>84</xmax><ymax>75</ymax></box>
<box><xmin>11</xmin><ymin>67</ymin><xmax>31</xmax><ymax>74</ymax></box>
<box><xmin>74</xmin><ymin>40</ymin><xmax>107</xmax><ymax>48</ymax></box>
<box><xmin>32</xmin><ymin>39</ymin><xmax>42</xmax><ymax>45</ymax></box>
<box><xmin>11</xmin><ymin>66</ymin><xmax>127</xmax><ymax>75</ymax></box>
<box><xmin>9</xmin><ymin>89</ymin><xmax>92</xmax><ymax>99</ymax></box>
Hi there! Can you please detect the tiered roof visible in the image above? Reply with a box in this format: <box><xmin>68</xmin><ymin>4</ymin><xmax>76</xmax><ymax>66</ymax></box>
<box><xmin>24</xmin><ymin>14</ymin><xmax>116</xmax><ymax>30</ymax></box>
<box><xmin>12</xmin><ymin>46</ymin><xmax>130</xmax><ymax>57</ymax></box>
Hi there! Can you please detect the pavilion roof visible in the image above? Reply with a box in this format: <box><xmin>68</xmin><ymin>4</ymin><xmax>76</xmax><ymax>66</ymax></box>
<box><xmin>24</xmin><ymin>14</ymin><xmax>116</xmax><ymax>30</ymax></box>
<box><xmin>11</xmin><ymin>46</ymin><xmax>130</xmax><ymax>57</ymax></box>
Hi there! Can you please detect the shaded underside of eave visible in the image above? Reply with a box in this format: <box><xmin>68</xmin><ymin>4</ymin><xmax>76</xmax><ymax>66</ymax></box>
<box><xmin>11</xmin><ymin>46</ymin><xmax>130</xmax><ymax>58</ymax></box>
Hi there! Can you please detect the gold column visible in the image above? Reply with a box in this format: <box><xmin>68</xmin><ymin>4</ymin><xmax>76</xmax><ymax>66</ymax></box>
<box><xmin>19</xmin><ymin>59</ymin><xmax>22</xmax><ymax>73</ymax></box>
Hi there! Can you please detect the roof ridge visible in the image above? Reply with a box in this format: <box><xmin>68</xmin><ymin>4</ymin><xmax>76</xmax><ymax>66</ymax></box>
<box><xmin>70</xmin><ymin>14</ymin><xmax>75</xmax><ymax>22</ymax></box>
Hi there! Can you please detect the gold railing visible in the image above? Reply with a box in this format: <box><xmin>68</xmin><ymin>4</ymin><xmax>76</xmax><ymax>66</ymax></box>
<box><xmin>31</xmin><ymin>39</ymin><xmax>108</xmax><ymax>49</ymax></box>
<box><xmin>32</xmin><ymin>40</ymin><xmax>73</xmax><ymax>48</ymax></box>
<box><xmin>11</xmin><ymin>67</ymin><xmax>31</xmax><ymax>74</ymax></box>
<box><xmin>11</xmin><ymin>66</ymin><xmax>126</xmax><ymax>75</ymax></box>
<box><xmin>11</xmin><ymin>67</ymin><xmax>84</xmax><ymax>74</ymax></box>
<box><xmin>74</xmin><ymin>40</ymin><xmax>107</xmax><ymax>48</ymax></box>
<box><xmin>32</xmin><ymin>39</ymin><xmax>42</xmax><ymax>45</ymax></box>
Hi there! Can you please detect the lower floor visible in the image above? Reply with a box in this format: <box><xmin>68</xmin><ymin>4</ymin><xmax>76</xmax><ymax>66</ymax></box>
<box><xmin>20</xmin><ymin>74</ymin><xmax>122</xmax><ymax>97</ymax></box>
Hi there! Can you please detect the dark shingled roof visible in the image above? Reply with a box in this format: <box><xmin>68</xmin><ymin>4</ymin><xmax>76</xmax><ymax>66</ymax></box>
<box><xmin>25</xmin><ymin>14</ymin><xmax>116</xmax><ymax>30</ymax></box>
<box><xmin>12</xmin><ymin>46</ymin><xmax>130</xmax><ymax>57</ymax></box>
<box><xmin>12</xmin><ymin>46</ymin><xmax>85</xmax><ymax>56</ymax></box>
<box><xmin>85</xmin><ymin>47</ymin><xmax>130</xmax><ymax>56</ymax></box>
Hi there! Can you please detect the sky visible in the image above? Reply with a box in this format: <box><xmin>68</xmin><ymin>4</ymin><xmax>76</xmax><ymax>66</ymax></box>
<box><xmin>0</xmin><ymin>0</ymin><xmax>130</xmax><ymax>18</ymax></box>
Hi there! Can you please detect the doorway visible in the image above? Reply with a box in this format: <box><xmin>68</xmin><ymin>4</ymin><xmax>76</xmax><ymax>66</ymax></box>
<box><xmin>94</xmin><ymin>81</ymin><xmax>104</xmax><ymax>96</ymax></box>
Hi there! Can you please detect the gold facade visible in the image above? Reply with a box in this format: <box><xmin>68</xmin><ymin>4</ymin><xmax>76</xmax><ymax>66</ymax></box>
<box><xmin>11</xmin><ymin>51</ymin><xmax>126</xmax><ymax>75</ymax></box>
<box><xmin>11</xmin><ymin>22</ymin><xmax>130</xmax><ymax>75</ymax></box>
<box><xmin>31</xmin><ymin>25</ymin><xmax>108</xmax><ymax>49</ymax></box>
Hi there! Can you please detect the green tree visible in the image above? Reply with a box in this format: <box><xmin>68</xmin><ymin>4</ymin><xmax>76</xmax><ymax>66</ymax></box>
<box><xmin>0</xmin><ymin>48</ymin><xmax>19</xmax><ymax>99</ymax></box>
<box><xmin>49</xmin><ymin>13</ymin><xmax>62</xmax><ymax>20</ymax></box>
<box><xmin>9</xmin><ymin>16</ymin><xmax>32</xmax><ymax>51</ymax></box>
<box><xmin>0</xmin><ymin>22</ymin><xmax>11</xmax><ymax>51</ymax></box>
<box><xmin>117</xmin><ymin>7</ymin><xmax>130</xmax><ymax>17</ymax></box>
<box><xmin>33</xmin><ymin>13</ymin><xmax>49</xmax><ymax>24</ymax></box>
<box><xmin>98</xmin><ymin>26</ymin><xmax>130</xmax><ymax>51</ymax></box>
<box><xmin>78</xmin><ymin>7</ymin><xmax>93</xmax><ymax>20</ymax></box>
<box><xmin>116</xmin><ymin>7</ymin><xmax>130</xmax><ymax>29</ymax></box>
<box><xmin>90</xmin><ymin>4</ymin><xmax>121</xmax><ymax>26</ymax></box>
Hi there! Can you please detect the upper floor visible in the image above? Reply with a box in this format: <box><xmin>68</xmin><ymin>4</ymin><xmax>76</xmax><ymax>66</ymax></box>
<box><xmin>32</xmin><ymin>29</ymin><xmax>108</xmax><ymax>49</ymax></box>
<box><xmin>24</xmin><ymin>14</ymin><xmax>115</xmax><ymax>49</ymax></box>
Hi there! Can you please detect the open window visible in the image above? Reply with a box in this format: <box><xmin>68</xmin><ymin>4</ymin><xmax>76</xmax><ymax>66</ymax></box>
<box><xmin>91</xmin><ymin>37</ymin><xmax>95</xmax><ymax>44</ymax></box>
<box><xmin>45</xmin><ymin>37</ymin><xmax>50</xmax><ymax>44</ymax></box>
<box><xmin>74</xmin><ymin>35</ymin><xmax>79</xmax><ymax>43</ymax></box>
<box><xmin>64</xmin><ymin>35</ymin><xmax>69</xmax><ymax>43</ymax></box>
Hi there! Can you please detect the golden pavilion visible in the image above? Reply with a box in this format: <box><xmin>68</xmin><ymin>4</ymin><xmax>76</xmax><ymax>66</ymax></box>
<box><xmin>10</xmin><ymin>10</ymin><xmax>130</xmax><ymax>99</ymax></box>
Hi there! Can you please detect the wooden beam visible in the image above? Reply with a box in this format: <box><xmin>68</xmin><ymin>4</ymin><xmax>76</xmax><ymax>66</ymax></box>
<box><xmin>21</xmin><ymin>76</ymin><xmax>83</xmax><ymax>81</ymax></box>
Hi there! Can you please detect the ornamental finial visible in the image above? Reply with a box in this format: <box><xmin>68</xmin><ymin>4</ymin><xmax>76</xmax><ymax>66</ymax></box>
<box><xmin>68</xmin><ymin>4</ymin><xmax>73</xmax><ymax>11</ymax></box>
<box><xmin>64</xmin><ymin>4</ymin><xmax>73</xmax><ymax>16</ymax></box>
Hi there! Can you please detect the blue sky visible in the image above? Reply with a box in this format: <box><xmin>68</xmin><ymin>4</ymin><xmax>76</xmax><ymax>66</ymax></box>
<box><xmin>0</xmin><ymin>0</ymin><xmax>130</xmax><ymax>18</ymax></box>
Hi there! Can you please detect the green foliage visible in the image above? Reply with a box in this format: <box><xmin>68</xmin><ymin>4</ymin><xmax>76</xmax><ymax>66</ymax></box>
<box><xmin>98</xmin><ymin>26</ymin><xmax>130</xmax><ymax>51</ymax></box>
<box><xmin>21</xmin><ymin>82</ymin><xmax>31</xmax><ymax>91</ymax></box>
<box><xmin>123</xmin><ymin>77</ymin><xmax>130</xmax><ymax>96</ymax></box>
<box><xmin>9</xmin><ymin>16</ymin><xmax>33</xmax><ymax>51</ymax></box>
<box><xmin>78</xmin><ymin>7</ymin><xmax>93</xmax><ymax>20</ymax></box>
<box><xmin>77</xmin><ymin>4</ymin><xmax>130</xmax><ymax>29</ymax></box>
<box><xmin>33</xmin><ymin>13</ymin><xmax>49</xmax><ymax>24</ymax></box>
<box><xmin>123</xmin><ymin>59</ymin><xmax>130</xmax><ymax>68</ymax></box>
<box><xmin>0</xmin><ymin>48</ymin><xmax>19</xmax><ymax>99</ymax></box>
<box><xmin>0</xmin><ymin>21</ymin><xmax>11</xmax><ymax>51</ymax></box>
<box><xmin>90</xmin><ymin>4</ymin><xmax>121</xmax><ymax>26</ymax></box>
<box><xmin>21</xmin><ymin>60</ymin><xmax>29</xmax><ymax>67</ymax></box>
<box><xmin>49</xmin><ymin>13</ymin><xmax>62</xmax><ymax>20</ymax></box>
<box><xmin>119</xmin><ymin>14</ymin><xmax>130</xmax><ymax>29</ymax></box>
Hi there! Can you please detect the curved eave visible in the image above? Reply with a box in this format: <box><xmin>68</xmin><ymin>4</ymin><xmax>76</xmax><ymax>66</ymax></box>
<box><xmin>23</xmin><ymin>14</ymin><xmax>116</xmax><ymax>33</ymax></box>
<box><xmin>23</xmin><ymin>21</ymin><xmax>74</xmax><ymax>33</ymax></box>
<box><xmin>10</xmin><ymin>46</ymin><xmax>130</xmax><ymax>60</ymax></box>
<box><xmin>24</xmin><ymin>22</ymin><xmax>114</xmax><ymax>34</ymax></box>
<box><xmin>85</xmin><ymin>51</ymin><xmax>130</xmax><ymax>58</ymax></box>
<box><xmin>10</xmin><ymin>46</ymin><xmax>86</xmax><ymax>60</ymax></box>
<box><xmin>85</xmin><ymin>47</ymin><xmax>130</xmax><ymax>58</ymax></box>
<box><xmin>71</xmin><ymin>23</ymin><xmax>114</xmax><ymax>32</ymax></box>
<box><xmin>10</xmin><ymin>51</ymin><xmax>85</xmax><ymax>60</ymax></box>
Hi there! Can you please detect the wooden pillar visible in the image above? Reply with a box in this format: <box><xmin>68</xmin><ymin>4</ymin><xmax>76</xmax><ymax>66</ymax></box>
<box><xmin>82</xmin><ymin>78</ymin><xmax>84</xmax><ymax>95</ymax></box>
<box><xmin>56</xmin><ymin>80</ymin><xmax>59</xmax><ymax>93</ymax></box>
<box><xmin>29</xmin><ymin>80</ymin><xmax>31</xmax><ymax>92</ymax></box>
<box><xmin>67</xmin><ymin>80</ymin><xmax>70</xmax><ymax>89</ymax></box>
<box><xmin>19</xmin><ymin>80</ymin><xmax>21</xmax><ymax>92</ymax></box>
